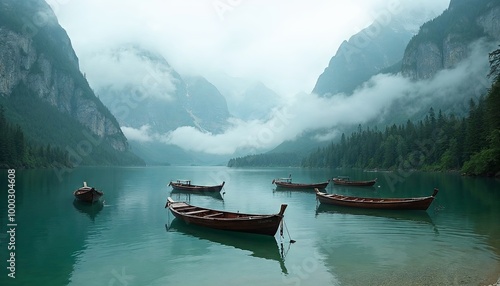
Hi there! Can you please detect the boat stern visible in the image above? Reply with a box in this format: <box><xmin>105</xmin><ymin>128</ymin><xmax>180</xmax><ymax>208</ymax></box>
<box><xmin>279</xmin><ymin>204</ymin><xmax>287</xmax><ymax>217</ymax></box>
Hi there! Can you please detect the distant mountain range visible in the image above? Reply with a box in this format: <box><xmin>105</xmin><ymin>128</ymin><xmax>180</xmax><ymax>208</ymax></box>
<box><xmin>87</xmin><ymin>45</ymin><xmax>283</xmax><ymax>165</ymax></box>
<box><xmin>245</xmin><ymin>0</ymin><xmax>500</xmax><ymax>165</ymax></box>
<box><xmin>88</xmin><ymin>45</ymin><xmax>235</xmax><ymax>165</ymax></box>
<box><xmin>3</xmin><ymin>0</ymin><xmax>499</xmax><ymax>168</ymax></box>
<box><xmin>205</xmin><ymin>73</ymin><xmax>281</xmax><ymax>121</ymax></box>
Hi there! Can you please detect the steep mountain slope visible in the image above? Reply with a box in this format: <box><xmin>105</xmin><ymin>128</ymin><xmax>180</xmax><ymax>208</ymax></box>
<box><xmin>206</xmin><ymin>73</ymin><xmax>281</xmax><ymax>121</ymax></box>
<box><xmin>402</xmin><ymin>0</ymin><xmax>500</xmax><ymax>79</ymax></box>
<box><xmin>312</xmin><ymin>18</ymin><xmax>414</xmax><ymax>96</ymax></box>
<box><xmin>0</xmin><ymin>0</ymin><xmax>143</xmax><ymax>165</ymax></box>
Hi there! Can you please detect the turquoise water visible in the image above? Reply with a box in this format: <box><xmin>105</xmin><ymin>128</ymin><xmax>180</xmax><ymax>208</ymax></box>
<box><xmin>0</xmin><ymin>166</ymin><xmax>499</xmax><ymax>285</ymax></box>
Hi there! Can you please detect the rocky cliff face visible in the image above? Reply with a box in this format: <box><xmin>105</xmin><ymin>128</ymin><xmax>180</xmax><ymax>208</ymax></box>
<box><xmin>401</xmin><ymin>0</ymin><xmax>500</xmax><ymax>79</ymax></box>
<box><xmin>0</xmin><ymin>0</ymin><xmax>128</xmax><ymax>152</ymax></box>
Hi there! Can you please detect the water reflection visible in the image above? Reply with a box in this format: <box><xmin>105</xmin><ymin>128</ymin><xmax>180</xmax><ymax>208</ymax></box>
<box><xmin>273</xmin><ymin>187</ymin><xmax>322</xmax><ymax>194</ymax></box>
<box><xmin>72</xmin><ymin>199</ymin><xmax>104</xmax><ymax>221</ymax></box>
<box><xmin>166</xmin><ymin>219</ymin><xmax>289</xmax><ymax>274</ymax></box>
<box><xmin>315</xmin><ymin>204</ymin><xmax>437</xmax><ymax>231</ymax></box>
<box><xmin>330</xmin><ymin>184</ymin><xmax>377</xmax><ymax>193</ymax></box>
<box><xmin>169</xmin><ymin>190</ymin><xmax>225</xmax><ymax>201</ymax></box>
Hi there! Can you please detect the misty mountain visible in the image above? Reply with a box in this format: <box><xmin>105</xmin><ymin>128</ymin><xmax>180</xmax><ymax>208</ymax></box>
<box><xmin>0</xmin><ymin>0</ymin><xmax>143</xmax><ymax>166</ymax></box>
<box><xmin>312</xmin><ymin>9</ymin><xmax>438</xmax><ymax>97</ymax></box>
<box><xmin>90</xmin><ymin>46</ymin><xmax>231</xmax><ymax>164</ymax></box>
<box><xmin>206</xmin><ymin>73</ymin><xmax>280</xmax><ymax>120</ymax></box>
<box><xmin>184</xmin><ymin>76</ymin><xmax>230</xmax><ymax>133</ymax></box>
<box><xmin>236</xmin><ymin>0</ymin><xmax>500</xmax><ymax>166</ymax></box>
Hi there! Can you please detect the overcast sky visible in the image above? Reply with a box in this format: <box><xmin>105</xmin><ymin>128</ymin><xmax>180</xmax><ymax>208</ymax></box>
<box><xmin>50</xmin><ymin>0</ymin><xmax>449</xmax><ymax>95</ymax></box>
<box><xmin>49</xmin><ymin>0</ymin><xmax>485</xmax><ymax>157</ymax></box>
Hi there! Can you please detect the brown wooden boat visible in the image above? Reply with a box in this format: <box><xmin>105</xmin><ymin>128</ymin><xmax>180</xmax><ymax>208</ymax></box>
<box><xmin>73</xmin><ymin>182</ymin><xmax>103</xmax><ymax>203</ymax></box>
<box><xmin>332</xmin><ymin>176</ymin><xmax>377</xmax><ymax>187</ymax></box>
<box><xmin>272</xmin><ymin>177</ymin><xmax>329</xmax><ymax>189</ymax></box>
<box><xmin>168</xmin><ymin>180</ymin><xmax>225</xmax><ymax>192</ymax></box>
<box><xmin>165</xmin><ymin>198</ymin><xmax>287</xmax><ymax>236</ymax></box>
<box><xmin>315</xmin><ymin>188</ymin><xmax>439</xmax><ymax>210</ymax></box>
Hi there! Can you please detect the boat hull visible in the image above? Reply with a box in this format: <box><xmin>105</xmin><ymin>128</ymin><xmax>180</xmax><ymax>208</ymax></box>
<box><xmin>166</xmin><ymin>199</ymin><xmax>287</xmax><ymax>236</ymax></box>
<box><xmin>73</xmin><ymin>188</ymin><xmax>103</xmax><ymax>203</ymax></box>
<box><xmin>170</xmin><ymin>212</ymin><xmax>283</xmax><ymax>236</ymax></box>
<box><xmin>332</xmin><ymin>178</ymin><xmax>377</xmax><ymax>187</ymax></box>
<box><xmin>315</xmin><ymin>189</ymin><xmax>438</xmax><ymax>210</ymax></box>
<box><xmin>169</xmin><ymin>181</ymin><xmax>224</xmax><ymax>193</ymax></box>
<box><xmin>274</xmin><ymin>181</ymin><xmax>329</xmax><ymax>190</ymax></box>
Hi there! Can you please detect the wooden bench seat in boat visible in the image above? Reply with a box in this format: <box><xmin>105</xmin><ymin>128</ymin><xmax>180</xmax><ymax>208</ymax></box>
<box><xmin>184</xmin><ymin>209</ymin><xmax>210</xmax><ymax>215</ymax></box>
<box><xmin>204</xmin><ymin>212</ymin><xmax>224</xmax><ymax>218</ymax></box>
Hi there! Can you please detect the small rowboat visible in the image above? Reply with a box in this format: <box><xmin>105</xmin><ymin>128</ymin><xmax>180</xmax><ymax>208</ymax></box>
<box><xmin>332</xmin><ymin>176</ymin><xmax>377</xmax><ymax>187</ymax></box>
<box><xmin>315</xmin><ymin>188</ymin><xmax>439</xmax><ymax>210</ymax></box>
<box><xmin>272</xmin><ymin>176</ymin><xmax>329</xmax><ymax>189</ymax></box>
<box><xmin>165</xmin><ymin>198</ymin><xmax>287</xmax><ymax>236</ymax></box>
<box><xmin>168</xmin><ymin>180</ymin><xmax>225</xmax><ymax>193</ymax></box>
<box><xmin>73</xmin><ymin>182</ymin><xmax>103</xmax><ymax>203</ymax></box>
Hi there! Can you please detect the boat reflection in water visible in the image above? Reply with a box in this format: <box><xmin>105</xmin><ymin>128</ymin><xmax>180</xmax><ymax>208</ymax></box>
<box><xmin>315</xmin><ymin>204</ymin><xmax>437</xmax><ymax>232</ymax></box>
<box><xmin>73</xmin><ymin>199</ymin><xmax>104</xmax><ymax>221</ymax></box>
<box><xmin>166</xmin><ymin>219</ymin><xmax>289</xmax><ymax>274</ymax></box>
<box><xmin>169</xmin><ymin>189</ymin><xmax>225</xmax><ymax>201</ymax></box>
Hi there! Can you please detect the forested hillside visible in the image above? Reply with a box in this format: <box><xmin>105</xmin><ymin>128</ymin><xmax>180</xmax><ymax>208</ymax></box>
<box><xmin>227</xmin><ymin>152</ymin><xmax>301</xmax><ymax>167</ymax></box>
<box><xmin>0</xmin><ymin>106</ymin><xmax>71</xmax><ymax>168</ymax></box>
<box><xmin>302</xmin><ymin>48</ymin><xmax>500</xmax><ymax>176</ymax></box>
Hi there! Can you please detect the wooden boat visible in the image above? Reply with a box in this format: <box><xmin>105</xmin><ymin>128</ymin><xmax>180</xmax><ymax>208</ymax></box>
<box><xmin>332</xmin><ymin>176</ymin><xmax>377</xmax><ymax>187</ymax></box>
<box><xmin>315</xmin><ymin>188</ymin><xmax>439</xmax><ymax>210</ymax></box>
<box><xmin>168</xmin><ymin>180</ymin><xmax>225</xmax><ymax>192</ymax></box>
<box><xmin>165</xmin><ymin>197</ymin><xmax>287</xmax><ymax>236</ymax></box>
<box><xmin>73</xmin><ymin>182</ymin><xmax>103</xmax><ymax>203</ymax></box>
<box><xmin>272</xmin><ymin>176</ymin><xmax>329</xmax><ymax>189</ymax></box>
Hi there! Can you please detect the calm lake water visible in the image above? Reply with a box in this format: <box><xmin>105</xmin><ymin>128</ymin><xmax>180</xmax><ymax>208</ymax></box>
<box><xmin>0</xmin><ymin>166</ymin><xmax>499</xmax><ymax>286</ymax></box>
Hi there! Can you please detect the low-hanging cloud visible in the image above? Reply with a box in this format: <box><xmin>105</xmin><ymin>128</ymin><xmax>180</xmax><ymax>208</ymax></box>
<box><xmin>83</xmin><ymin>46</ymin><xmax>178</xmax><ymax>101</ymax></box>
<box><xmin>121</xmin><ymin>125</ymin><xmax>154</xmax><ymax>143</ymax></box>
<box><xmin>123</xmin><ymin>39</ymin><xmax>494</xmax><ymax>155</ymax></box>
<box><xmin>52</xmin><ymin>0</ymin><xmax>449</xmax><ymax>95</ymax></box>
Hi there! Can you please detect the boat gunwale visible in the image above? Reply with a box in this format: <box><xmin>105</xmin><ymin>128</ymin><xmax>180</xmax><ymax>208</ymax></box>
<box><xmin>314</xmin><ymin>188</ymin><xmax>438</xmax><ymax>210</ymax></box>
<box><xmin>168</xmin><ymin>181</ymin><xmax>225</xmax><ymax>191</ymax></box>
<box><xmin>167</xmin><ymin>199</ymin><xmax>285</xmax><ymax>221</ymax></box>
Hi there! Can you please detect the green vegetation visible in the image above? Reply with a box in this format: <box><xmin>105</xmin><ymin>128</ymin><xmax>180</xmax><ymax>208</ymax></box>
<box><xmin>302</xmin><ymin>47</ymin><xmax>500</xmax><ymax>176</ymax></box>
<box><xmin>0</xmin><ymin>82</ymin><xmax>144</xmax><ymax>167</ymax></box>
<box><xmin>0</xmin><ymin>106</ymin><xmax>71</xmax><ymax>168</ymax></box>
<box><xmin>230</xmin><ymin>48</ymin><xmax>500</xmax><ymax>177</ymax></box>
<box><xmin>227</xmin><ymin>153</ymin><xmax>301</xmax><ymax>167</ymax></box>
